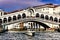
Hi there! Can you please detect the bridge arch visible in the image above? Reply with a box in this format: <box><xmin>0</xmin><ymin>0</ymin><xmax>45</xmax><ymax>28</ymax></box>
<box><xmin>3</xmin><ymin>18</ymin><xmax>7</xmax><ymax>23</ymax></box>
<box><xmin>0</xmin><ymin>19</ymin><xmax>2</xmax><ymax>24</ymax></box>
<box><xmin>54</xmin><ymin>17</ymin><xmax>58</xmax><ymax>22</ymax></box>
<box><xmin>22</xmin><ymin>13</ymin><xmax>26</xmax><ymax>18</ymax></box>
<box><xmin>36</xmin><ymin>13</ymin><xmax>39</xmax><ymax>17</ymax></box>
<box><xmin>50</xmin><ymin>16</ymin><xmax>53</xmax><ymax>21</ymax></box>
<box><xmin>59</xmin><ymin>19</ymin><xmax>60</xmax><ymax>23</ymax></box>
<box><xmin>25</xmin><ymin>21</ymin><xmax>50</xmax><ymax>29</ymax></box>
<box><xmin>13</xmin><ymin>16</ymin><xmax>16</xmax><ymax>21</ymax></box>
<box><xmin>45</xmin><ymin>15</ymin><xmax>49</xmax><ymax>20</ymax></box>
<box><xmin>8</xmin><ymin>17</ymin><xmax>12</xmax><ymax>22</ymax></box>
<box><xmin>40</xmin><ymin>14</ymin><xmax>44</xmax><ymax>19</ymax></box>
<box><xmin>17</xmin><ymin>14</ymin><xmax>21</xmax><ymax>19</ymax></box>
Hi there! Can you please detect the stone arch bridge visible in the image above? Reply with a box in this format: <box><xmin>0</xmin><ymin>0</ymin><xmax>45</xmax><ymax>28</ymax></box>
<box><xmin>0</xmin><ymin>8</ymin><xmax>60</xmax><ymax>30</ymax></box>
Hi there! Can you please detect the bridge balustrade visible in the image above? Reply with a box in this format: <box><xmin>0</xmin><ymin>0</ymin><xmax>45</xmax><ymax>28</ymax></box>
<box><xmin>2</xmin><ymin>17</ymin><xmax>60</xmax><ymax>25</ymax></box>
<box><xmin>0</xmin><ymin>17</ymin><xmax>58</xmax><ymax>23</ymax></box>
<box><xmin>0</xmin><ymin>14</ymin><xmax>59</xmax><ymax>25</ymax></box>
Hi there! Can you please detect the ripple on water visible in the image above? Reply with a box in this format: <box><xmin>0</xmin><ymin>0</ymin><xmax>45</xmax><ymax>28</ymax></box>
<box><xmin>0</xmin><ymin>32</ymin><xmax>60</xmax><ymax>40</ymax></box>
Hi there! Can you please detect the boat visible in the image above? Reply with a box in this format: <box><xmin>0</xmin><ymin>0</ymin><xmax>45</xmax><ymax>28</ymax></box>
<box><xmin>25</xmin><ymin>30</ymin><xmax>35</xmax><ymax>36</ymax></box>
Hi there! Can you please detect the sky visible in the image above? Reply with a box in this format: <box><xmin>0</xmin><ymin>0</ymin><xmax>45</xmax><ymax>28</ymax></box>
<box><xmin>0</xmin><ymin>0</ymin><xmax>60</xmax><ymax>12</ymax></box>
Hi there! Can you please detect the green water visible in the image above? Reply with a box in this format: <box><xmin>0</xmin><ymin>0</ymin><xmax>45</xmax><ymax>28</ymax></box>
<box><xmin>0</xmin><ymin>32</ymin><xmax>60</xmax><ymax>40</ymax></box>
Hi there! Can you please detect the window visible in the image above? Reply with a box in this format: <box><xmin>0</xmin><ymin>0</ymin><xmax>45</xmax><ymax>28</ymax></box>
<box><xmin>59</xmin><ymin>24</ymin><xmax>60</xmax><ymax>27</ymax></box>
<box><xmin>46</xmin><ymin>12</ymin><xmax>49</xmax><ymax>13</ymax></box>
<box><xmin>53</xmin><ymin>12</ymin><xmax>56</xmax><ymax>14</ymax></box>
<box><xmin>53</xmin><ymin>8</ymin><xmax>55</xmax><ymax>10</ymax></box>
<box><xmin>29</xmin><ymin>23</ymin><xmax>30</xmax><ymax>25</ymax></box>
<box><xmin>43</xmin><ymin>8</ymin><xmax>44</xmax><ymax>10</ymax></box>
<box><xmin>59</xmin><ymin>13</ymin><xmax>60</xmax><ymax>15</ymax></box>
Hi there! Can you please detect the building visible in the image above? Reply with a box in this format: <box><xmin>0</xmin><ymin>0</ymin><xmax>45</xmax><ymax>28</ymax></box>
<box><xmin>34</xmin><ymin>3</ymin><xmax>60</xmax><ymax>15</ymax></box>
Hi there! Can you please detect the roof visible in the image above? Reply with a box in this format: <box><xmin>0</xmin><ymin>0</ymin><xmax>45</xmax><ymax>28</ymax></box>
<box><xmin>9</xmin><ymin>9</ymin><xmax>23</xmax><ymax>13</ymax></box>
<box><xmin>33</xmin><ymin>3</ymin><xmax>60</xmax><ymax>8</ymax></box>
<box><xmin>3</xmin><ymin>3</ymin><xmax>60</xmax><ymax>14</ymax></box>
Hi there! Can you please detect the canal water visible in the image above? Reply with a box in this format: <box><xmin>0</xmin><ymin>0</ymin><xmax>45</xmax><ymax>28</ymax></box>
<box><xmin>0</xmin><ymin>32</ymin><xmax>60</xmax><ymax>40</ymax></box>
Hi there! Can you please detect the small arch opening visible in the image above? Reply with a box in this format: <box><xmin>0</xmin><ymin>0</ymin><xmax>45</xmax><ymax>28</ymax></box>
<box><xmin>22</xmin><ymin>13</ymin><xmax>26</xmax><ymax>18</ymax></box>
<box><xmin>3</xmin><ymin>18</ymin><xmax>7</xmax><ymax>23</ymax></box>
<box><xmin>0</xmin><ymin>19</ymin><xmax>2</xmax><ymax>24</ymax></box>
<box><xmin>41</xmin><ymin>14</ymin><xmax>44</xmax><ymax>19</ymax></box>
<box><xmin>45</xmin><ymin>15</ymin><xmax>49</xmax><ymax>20</ymax></box>
<box><xmin>59</xmin><ymin>19</ymin><xmax>60</xmax><ymax>23</ymax></box>
<box><xmin>17</xmin><ymin>14</ymin><xmax>21</xmax><ymax>19</ymax></box>
<box><xmin>13</xmin><ymin>16</ymin><xmax>16</xmax><ymax>21</ymax></box>
<box><xmin>8</xmin><ymin>17</ymin><xmax>12</xmax><ymax>22</ymax></box>
<box><xmin>36</xmin><ymin>13</ymin><xmax>39</xmax><ymax>17</ymax></box>
<box><xmin>50</xmin><ymin>16</ymin><xmax>53</xmax><ymax>21</ymax></box>
<box><xmin>54</xmin><ymin>17</ymin><xmax>58</xmax><ymax>22</ymax></box>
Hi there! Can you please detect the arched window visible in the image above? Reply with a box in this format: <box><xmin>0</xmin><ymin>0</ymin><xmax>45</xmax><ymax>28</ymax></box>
<box><xmin>17</xmin><ymin>14</ymin><xmax>21</xmax><ymax>19</ymax></box>
<box><xmin>36</xmin><ymin>13</ymin><xmax>39</xmax><ymax>17</ymax></box>
<box><xmin>50</xmin><ymin>16</ymin><xmax>53</xmax><ymax>21</ymax></box>
<box><xmin>41</xmin><ymin>14</ymin><xmax>44</xmax><ymax>19</ymax></box>
<box><xmin>8</xmin><ymin>17</ymin><xmax>12</xmax><ymax>22</ymax></box>
<box><xmin>59</xmin><ymin>19</ymin><xmax>60</xmax><ymax>23</ymax></box>
<box><xmin>0</xmin><ymin>19</ymin><xmax>2</xmax><ymax>24</ymax></box>
<box><xmin>54</xmin><ymin>17</ymin><xmax>58</xmax><ymax>22</ymax></box>
<box><xmin>3</xmin><ymin>18</ymin><xmax>7</xmax><ymax>23</ymax></box>
<box><xmin>45</xmin><ymin>15</ymin><xmax>49</xmax><ymax>20</ymax></box>
<box><xmin>22</xmin><ymin>13</ymin><xmax>26</xmax><ymax>18</ymax></box>
<box><xmin>13</xmin><ymin>16</ymin><xmax>16</xmax><ymax>21</ymax></box>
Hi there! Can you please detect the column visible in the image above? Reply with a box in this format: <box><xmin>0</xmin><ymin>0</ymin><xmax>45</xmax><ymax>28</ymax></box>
<box><xmin>36</xmin><ymin>22</ymin><xmax>37</xmax><ymax>31</ymax></box>
<box><xmin>28</xmin><ymin>22</ymin><xmax>30</xmax><ymax>29</ymax></box>
<box><xmin>33</xmin><ymin>22</ymin><xmax>35</xmax><ymax>30</ymax></box>
<box><xmin>3</xmin><ymin>25</ymin><xmax>5</xmax><ymax>30</ymax></box>
<box><xmin>39</xmin><ymin>24</ymin><xmax>40</xmax><ymax>31</ymax></box>
<box><xmin>35</xmin><ymin>23</ymin><xmax>36</xmax><ymax>31</ymax></box>
<box><xmin>37</xmin><ymin>24</ymin><xmax>39</xmax><ymax>28</ymax></box>
<box><xmin>34</xmin><ymin>22</ymin><xmax>35</xmax><ymax>30</ymax></box>
<box><xmin>31</xmin><ymin>22</ymin><xmax>33</xmax><ymax>31</ymax></box>
<box><xmin>37</xmin><ymin>23</ymin><xmax>39</xmax><ymax>31</ymax></box>
<box><xmin>3</xmin><ymin>24</ymin><xmax>8</xmax><ymax>30</ymax></box>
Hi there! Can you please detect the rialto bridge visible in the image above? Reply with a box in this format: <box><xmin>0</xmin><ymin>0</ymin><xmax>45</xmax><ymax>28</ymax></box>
<box><xmin>0</xmin><ymin>8</ymin><xmax>60</xmax><ymax>30</ymax></box>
